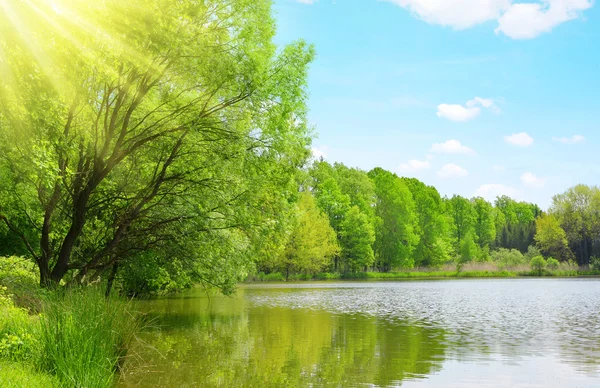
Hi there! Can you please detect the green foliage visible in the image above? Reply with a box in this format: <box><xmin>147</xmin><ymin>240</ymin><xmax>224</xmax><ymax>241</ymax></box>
<box><xmin>456</xmin><ymin>232</ymin><xmax>478</xmax><ymax>272</ymax></box>
<box><xmin>472</xmin><ymin>197</ymin><xmax>496</xmax><ymax>250</ymax></box>
<box><xmin>339</xmin><ymin>206</ymin><xmax>375</xmax><ymax>272</ymax></box>
<box><xmin>368</xmin><ymin>168</ymin><xmax>419</xmax><ymax>271</ymax></box>
<box><xmin>403</xmin><ymin>178</ymin><xmax>451</xmax><ymax>268</ymax></box>
<box><xmin>0</xmin><ymin>287</ymin><xmax>37</xmax><ymax>363</ymax></box>
<box><xmin>524</xmin><ymin>245</ymin><xmax>542</xmax><ymax>261</ymax></box>
<box><xmin>0</xmin><ymin>0</ymin><xmax>314</xmax><ymax>292</ymax></box>
<box><xmin>491</xmin><ymin>248</ymin><xmax>526</xmax><ymax>269</ymax></box>
<box><xmin>546</xmin><ymin>257</ymin><xmax>560</xmax><ymax>271</ymax></box>
<box><xmin>590</xmin><ymin>256</ymin><xmax>600</xmax><ymax>271</ymax></box>
<box><xmin>277</xmin><ymin>193</ymin><xmax>339</xmax><ymax>278</ymax></box>
<box><xmin>37</xmin><ymin>287</ymin><xmax>142</xmax><ymax>387</ymax></box>
<box><xmin>446</xmin><ymin>195</ymin><xmax>476</xmax><ymax>256</ymax></box>
<box><xmin>530</xmin><ymin>256</ymin><xmax>547</xmax><ymax>276</ymax></box>
<box><xmin>550</xmin><ymin>185</ymin><xmax>600</xmax><ymax>265</ymax></box>
<box><xmin>493</xmin><ymin>196</ymin><xmax>540</xmax><ymax>252</ymax></box>
<box><xmin>535</xmin><ymin>214</ymin><xmax>573</xmax><ymax>261</ymax></box>
<box><xmin>0</xmin><ymin>362</ymin><xmax>59</xmax><ymax>388</ymax></box>
<box><xmin>119</xmin><ymin>254</ymin><xmax>194</xmax><ymax>297</ymax></box>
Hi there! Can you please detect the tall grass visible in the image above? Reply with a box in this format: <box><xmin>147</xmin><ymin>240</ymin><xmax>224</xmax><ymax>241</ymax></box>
<box><xmin>37</xmin><ymin>287</ymin><xmax>142</xmax><ymax>388</ymax></box>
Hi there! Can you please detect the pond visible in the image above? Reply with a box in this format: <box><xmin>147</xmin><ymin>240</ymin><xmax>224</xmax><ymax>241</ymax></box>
<box><xmin>118</xmin><ymin>279</ymin><xmax>600</xmax><ymax>387</ymax></box>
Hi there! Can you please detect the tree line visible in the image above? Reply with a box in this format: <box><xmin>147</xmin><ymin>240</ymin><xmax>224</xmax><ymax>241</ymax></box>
<box><xmin>260</xmin><ymin>160</ymin><xmax>600</xmax><ymax>277</ymax></box>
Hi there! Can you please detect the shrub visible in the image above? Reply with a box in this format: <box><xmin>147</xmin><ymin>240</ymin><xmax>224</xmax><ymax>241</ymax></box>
<box><xmin>0</xmin><ymin>287</ymin><xmax>38</xmax><ymax>363</ymax></box>
<box><xmin>530</xmin><ymin>256</ymin><xmax>547</xmax><ymax>276</ymax></box>
<box><xmin>492</xmin><ymin>248</ymin><xmax>525</xmax><ymax>269</ymax></box>
<box><xmin>546</xmin><ymin>257</ymin><xmax>560</xmax><ymax>271</ymax></box>
<box><xmin>590</xmin><ymin>256</ymin><xmax>600</xmax><ymax>271</ymax></box>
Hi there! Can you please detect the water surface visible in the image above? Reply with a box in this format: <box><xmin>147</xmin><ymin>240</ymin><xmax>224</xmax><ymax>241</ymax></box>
<box><xmin>119</xmin><ymin>279</ymin><xmax>600</xmax><ymax>387</ymax></box>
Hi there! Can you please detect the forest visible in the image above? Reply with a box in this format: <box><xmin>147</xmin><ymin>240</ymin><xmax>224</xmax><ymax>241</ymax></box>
<box><xmin>256</xmin><ymin>160</ymin><xmax>600</xmax><ymax>280</ymax></box>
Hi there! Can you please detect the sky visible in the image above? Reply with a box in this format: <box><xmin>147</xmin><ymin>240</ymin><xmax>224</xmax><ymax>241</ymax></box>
<box><xmin>271</xmin><ymin>0</ymin><xmax>600</xmax><ymax>209</ymax></box>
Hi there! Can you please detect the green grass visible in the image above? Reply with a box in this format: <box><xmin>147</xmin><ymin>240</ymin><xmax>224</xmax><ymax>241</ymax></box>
<box><xmin>0</xmin><ymin>256</ymin><xmax>143</xmax><ymax>388</ymax></box>
<box><xmin>37</xmin><ymin>287</ymin><xmax>142</xmax><ymax>388</ymax></box>
<box><xmin>249</xmin><ymin>268</ymin><xmax>600</xmax><ymax>282</ymax></box>
<box><xmin>0</xmin><ymin>362</ymin><xmax>59</xmax><ymax>388</ymax></box>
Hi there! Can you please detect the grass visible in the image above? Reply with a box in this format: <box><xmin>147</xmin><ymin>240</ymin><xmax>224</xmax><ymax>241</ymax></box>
<box><xmin>0</xmin><ymin>256</ymin><xmax>143</xmax><ymax>388</ymax></box>
<box><xmin>249</xmin><ymin>261</ymin><xmax>600</xmax><ymax>282</ymax></box>
<box><xmin>37</xmin><ymin>287</ymin><xmax>143</xmax><ymax>388</ymax></box>
<box><xmin>0</xmin><ymin>362</ymin><xmax>60</xmax><ymax>388</ymax></box>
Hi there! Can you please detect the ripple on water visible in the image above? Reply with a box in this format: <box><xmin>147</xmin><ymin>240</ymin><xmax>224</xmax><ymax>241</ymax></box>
<box><xmin>246</xmin><ymin>279</ymin><xmax>600</xmax><ymax>365</ymax></box>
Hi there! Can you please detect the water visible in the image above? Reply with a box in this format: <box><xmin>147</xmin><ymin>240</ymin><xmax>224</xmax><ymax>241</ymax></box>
<box><xmin>119</xmin><ymin>279</ymin><xmax>600</xmax><ymax>387</ymax></box>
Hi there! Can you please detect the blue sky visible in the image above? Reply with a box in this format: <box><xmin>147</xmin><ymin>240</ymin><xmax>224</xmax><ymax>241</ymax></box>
<box><xmin>272</xmin><ymin>0</ymin><xmax>599</xmax><ymax>209</ymax></box>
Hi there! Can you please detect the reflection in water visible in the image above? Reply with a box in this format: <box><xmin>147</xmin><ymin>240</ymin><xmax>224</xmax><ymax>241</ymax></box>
<box><xmin>119</xmin><ymin>279</ymin><xmax>600</xmax><ymax>387</ymax></box>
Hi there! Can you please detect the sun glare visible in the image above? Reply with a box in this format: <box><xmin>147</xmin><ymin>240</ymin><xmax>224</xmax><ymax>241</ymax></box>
<box><xmin>0</xmin><ymin>0</ymin><xmax>153</xmax><ymax>98</ymax></box>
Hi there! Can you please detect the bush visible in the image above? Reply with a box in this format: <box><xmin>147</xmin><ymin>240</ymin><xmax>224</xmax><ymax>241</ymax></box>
<box><xmin>0</xmin><ymin>287</ymin><xmax>38</xmax><ymax>363</ymax></box>
<box><xmin>530</xmin><ymin>256</ymin><xmax>547</xmax><ymax>276</ymax></box>
<box><xmin>546</xmin><ymin>257</ymin><xmax>560</xmax><ymax>271</ymax></box>
<box><xmin>590</xmin><ymin>256</ymin><xmax>600</xmax><ymax>271</ymax></box>
<box><xmin>492</xmin><ymin>248</ymin><xmax>525</xmax><ymax>269</ymax></box>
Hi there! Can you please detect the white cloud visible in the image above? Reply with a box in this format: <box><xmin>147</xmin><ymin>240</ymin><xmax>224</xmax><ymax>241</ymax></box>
<box><xmin>437</xmin><ymin>97</ymin><xmax>497</xmax><ymax>122</ymax></box>
<box><xmin>430</xmin><ymin>140</ymin><xmax>476</xmax><ymax>155</ymax></box>
<box><xmin>504</xmin><ymin>132</ymin><xmax>534</xmax><ymax>146</ymax></box>
<box><xmin>496</xmin><ymin>0</ymin><xmax>593</xmax><ymax>39</ymax></box>
<box><xmin>493</xmin><ymin>164</ymin><xmax>505</xmax><ymax>172</ymax></box>
<box><xmin>553</xmin><ymin>135</ymin><xmax>585</xmax><ymax>144</ymax></box>
<box><xmin>437</xmin><ymin>163</ymin><xmax>468</xmax><ymax>179</ymax></box>
<box><xmin>311</xmin><ymin>147</ymin><xmax>327</xmax><ymax>160</ymax></box>
<box><xmin>398</xmin><ymin>159</ymin><xmax>431</xmax><ymax>174</ymax></box>
<box><xmin>436</xmin><ymin>104</ymin><xmax>481</xmax><ymax>122</ymax></box>
<box><xmin>474</xmin><ymin>184</ymin><xmax>518</xmax><ymax>201</ymax></box>
<box><xmin>521</xmin><ymin>172</ymin><xmax>546</xmax><ymax>188</ymax></box>
<box><xmin>385</xmin><ymin>0</ymin><xmax>592</xmax><ymax>39</ymax></box>
<box><xmin>296</xmin><ymin>0</ymin><xmax>316</xmax><ymax>4</ymax></box>
<box><xmin>384</xmin><ymin>0</ymin><xmax>511</xmax><ymax>29</ymax></box>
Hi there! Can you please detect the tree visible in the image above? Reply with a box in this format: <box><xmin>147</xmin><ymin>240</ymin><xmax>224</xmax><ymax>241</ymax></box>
<box><xmin>457</xmin><ymin>232</ymin><xmax>477</xmax><ymax>272</ymax></box>
<box><xmin>534</xmin><ymin>214</ymin><xmax>573</xmax><ymax>261</ymax></box>
<box><xmin>279</xmin><ymin>193</ymin><xmax>339</xmax><ymax>279</ymax></box>
<box><xmin>550</xmin><ymin>185</ymin><xmax>600</xmax><ymax>265</ymax></box>
<box><xmin>403</xmin><ymin>178</ymin><xmax>451</xmax><ymax>267</ymax></box>
<box><xmin>530</xmin><ymin>256</ymin><xmax>547</xmax><ymax>276</ymax></box>
<box><xmin>0</xmin><ymin>0</ymin><xmax>314</xmax><ymax>289</ymax></box>
<box><xmin>446</xmin><ymin>195</ymin><xmax>475</xmax><ymax>256</ymax></box>
<box><xmin>339</xmin><ymin>206</ymin><xmax>375</xmax><ymax>272</ymax></box>
<box><xmin>368</xmin><ymin>168</ymin><xmax>418</xmax><ymax>271</ymax></box>
<box><xmin>493</xmin><ymin>196</ymin><xmax>539</xmax><ymax>252</ymax></box>
<box><xmin>472</xmin><ymin>197</ymin><xmax>496</xmax><ymax>258</ymax></box>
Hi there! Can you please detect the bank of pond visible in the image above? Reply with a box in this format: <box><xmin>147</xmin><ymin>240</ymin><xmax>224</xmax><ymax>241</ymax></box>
<box><xmin>2</xmin><ymin>255</ymin><xmax>600</xmax><ymax>387</ymax></box>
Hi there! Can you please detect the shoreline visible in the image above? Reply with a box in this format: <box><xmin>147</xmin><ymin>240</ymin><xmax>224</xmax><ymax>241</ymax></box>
<box><xmin>245</xmin><ymin>270</ymin><xmax>600</xmax><ymax>283</ymax></box>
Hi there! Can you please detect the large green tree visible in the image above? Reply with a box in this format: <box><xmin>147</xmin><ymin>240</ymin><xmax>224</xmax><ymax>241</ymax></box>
<box><xmin>472</xmin><ymin>197</ymin><xmax>496</xmax><ymax>259</ymax></box>
<box><xmin>279</xmin><ymin>193</ymin><xmax>339</xmax><ymax>279</ymax></box>
<box><xmin>550</xmin><ymin>185</ymin><xmax>600</xmax><ymax>265</ymax></box>
<box><xmin>368</xmin><ymin>168</ymin><xmax>418</xmax><ymax>271</ymax></box>
<box><xmin>0</xmin><ymin>0</ymin><xmax>314</xmax><ymax>289</ymax></box>
<box><xmin>534</xmin><ymin>214</ymin><xmax>573</xmax><ymax>261</ymax></box>
<box><xmin>446</xmin><ymin>195</ymin><xmax>475</xmax><ymax>257</ymax></box>
<box><xmin>339</xmin><ymin>206</ymin><xmax>375</xmax><ymax>272</ymax></box>
<box><xmin>403</xmin><ymin>178</ymin><xmax>450</xmax><ymax>267</ymax></box>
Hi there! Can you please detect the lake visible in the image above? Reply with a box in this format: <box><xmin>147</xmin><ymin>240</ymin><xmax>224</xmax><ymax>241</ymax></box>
<box><xmin>118</xmin><ymin>279</ymin><xmax>600</xmax><ymax>387</ymax></box>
